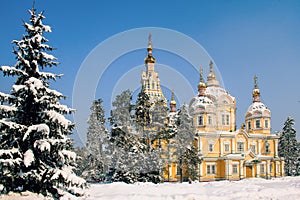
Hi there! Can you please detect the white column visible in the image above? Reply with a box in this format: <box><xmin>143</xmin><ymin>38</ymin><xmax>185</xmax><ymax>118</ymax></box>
<box><xmin>199</xmin><ymin>162</ymin><xmax>203</xmax><ymax>178</ymax></box>
<box><xmin>225</xmin><ymin>160</ymin><xmax>229</xmax><ymax>179</ymax></box>
<box><xmin>256</xmin><ymin>163</ymin><xmax>260</xmax><ymax>177</ymax></box>
<box><xmin>239</xmin><ymin>160</ymin><xmax>244</xmax><ymax>179</ymax></box>
<box><xmin>232</xmin><ymin>138</ymin><xmax>235</xmax><ymax>153</ymax></box>
<box><xmin>275</xmin><ymin>140</ymin><xmax>278</xmax><ymax>157</ymax></box>
<box><xmin>198</xmin><ymin>139</ymin><xmax>202</xmax><ymax>154</ymax></box>
<box><xmin>266</xmin><ymin>160</ymin><xmax>270</xmax><ymax>179</ymax></box>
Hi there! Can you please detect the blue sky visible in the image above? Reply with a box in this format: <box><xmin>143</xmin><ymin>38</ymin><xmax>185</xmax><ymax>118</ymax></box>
<box><xmin>0</xmin><ymin>0</ymin><xmax>300</xmax><ymax>145</ymax></box>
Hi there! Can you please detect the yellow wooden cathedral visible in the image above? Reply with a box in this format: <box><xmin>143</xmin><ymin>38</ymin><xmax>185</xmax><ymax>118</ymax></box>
<box><xmin>140</xmin><ymin>35</ymin><xmax>285</xmax><ymax>182</ymax></box>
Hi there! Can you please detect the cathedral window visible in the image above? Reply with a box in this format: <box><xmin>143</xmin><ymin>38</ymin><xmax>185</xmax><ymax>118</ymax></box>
<box><xmin>248</xmin><ymin>121</ymin><xmax>251</xmax><ymax>130</ymax></box>
<box><xmin>226</xmin><ymin>114</ymin><xmax>230</xmax><ymax>125</ymax></box>
<box><xmin>222</xmin><ymin>114</ymin><xmax>230</xmax><ymax>125</ymax></box>
<box><xmin>232</xmin><ymin>164</ymin><xmax>238</xmax><ymax>174</ymax></box>
<box><xmin>260</xmin><ymin>164</ymin><xmax>265</xmax><ymax>174</ymax></box>
<box><xmin>206</xmin><ymin>164</ymin><xmax>216</xmax><ymax>175</ymax></box>
<box><xmin>198</xmin><ymin>115</ymin><xmax>204</xmax><ymax>126</ymax></box>
<box><xmin>250</xmin><ymin>144</ymin><xmax>256</xmax><ymax>153</ymax></box>
<box><xmin>209</xmin><ymin>144</ymin><xmax>214</xmax><ymax>152</ymax></box>
<box><xmin>152</xmin><ymin>81</ymin><xmax>155</xmax><ymax>89</ymax></box>
<box><xmin>222</xmin><ymin>114</ymin><xmax>225</xmax><ymax>125</ymax></box>
<box><xmin>255</xmin><ymin>119</ymin><xmax>261</xmax><ymax>129</ymax></box>
<box><xmin>224</xmin><ymin>143</ymin><xmax>230</xmax><ymax>152</ymax></box>
<box><xmin>265</xmin><ymin>119</ymin><xmax>269</xmax><ymax>128</ymax></box>
<box><xmin>208</xmin><ymin>115</ymin><xmax>212</xmax><ymax>125</ymax></box>
<box><xmin>265</xmin><ymin>142</ymin><xmax>270</xmax><ymax>154</ymax></box>
<box><xmin>237</xmin><ymin>142</ymin><xmax>244</xmax><ymax>152</ymax></box>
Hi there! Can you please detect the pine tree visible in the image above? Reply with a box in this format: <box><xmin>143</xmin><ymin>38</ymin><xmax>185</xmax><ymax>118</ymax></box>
<box><xmin>84</xmin><ymin>99</ymin><xmax>108</xmax><ymax>182</ymax></box>
<box><xmin>135</xmin><ymin>87</ymin><xmax>151</xmax><ymax>149</ymax></box>
<box><xmin>278</xmin><ymin>117</ymin><xmax>298</xmax><ymax>176</ymax></box>
<box><xmin>108</xmin><ymin>90</ymin><xmax>144</xmax><ymax>183</ymax></box>
<box><xmin>0</xmin><ymin>6</ymin><xmax>85</xmax><ymax>197</ymax></box>
<box><xmin>175</xmin><ymin>104</ymin><xmax>198</xmax><ymax>182</ymax></box>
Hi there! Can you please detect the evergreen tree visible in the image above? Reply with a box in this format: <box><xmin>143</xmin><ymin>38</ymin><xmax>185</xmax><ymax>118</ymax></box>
<box><xmin>108</xmin><ymin>90</ymin><xmax>144</xmax><ymax>183</ymax></box>
<box><xmin>175</xmin><ymin>104</ymin><xmax>198</xmax><ymax>182</ymax></box>
<box><xmin>135</xmin><ymin>87</ymin><xmax>151</xmax><ymax>149</ymax></box>
<box><xmin>84</xmin><ymin>99</ymin><xmax>108</xmax><ymax>182</ymax></box>
<box><xmin>0</xmin><ymin>7</ymin><xmax>85</xmax><ymax>198</ymax></box>
<box><xmin>278</xmin><ymin>117</ymin><xmax>298</xmax><ymax>176</ymax></box>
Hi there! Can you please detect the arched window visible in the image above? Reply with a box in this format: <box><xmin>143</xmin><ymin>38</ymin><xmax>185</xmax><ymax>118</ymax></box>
<box><xmin>248</xmin><ymin>121</ymin><xmax>251</xmax><ymax>130</ymax></box>
<box><xmin>198</xmin><ymin>115</ymin><xmax>204</xmax><ymax>126</ymax></box>
<box><xmin>265</xmin><ymin>142</ymin><xmax>270</xmax><ymax>154</ymax></box>
<box><xmin>255</xmin><ymin>119</ymin><xmax>261</xmax><ymax>129</ymax></box>
<box><xmin>265</xmin><ymin>119</ymin><xmax>269</xmax><ymax>128</ymax></box>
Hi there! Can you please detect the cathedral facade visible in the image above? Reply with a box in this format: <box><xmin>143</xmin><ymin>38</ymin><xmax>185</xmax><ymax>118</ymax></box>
<box><xmin>140</xmin><ymin>36</ymin><xmax>285</xmax><ymax>181</ymax></box>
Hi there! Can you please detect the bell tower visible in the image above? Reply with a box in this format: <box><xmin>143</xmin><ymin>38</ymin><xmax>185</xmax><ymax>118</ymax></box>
<box><xmin>141</xmin><ymin>34</ymin><xmax>166</xmax><ymax>104</ymax></box>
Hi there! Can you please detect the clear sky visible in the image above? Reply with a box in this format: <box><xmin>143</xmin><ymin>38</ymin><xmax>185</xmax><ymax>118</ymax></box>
<box><xmin>0</xmin><ymin>0</ymin><xmax>300</xmax><ymax>146</ymax></box>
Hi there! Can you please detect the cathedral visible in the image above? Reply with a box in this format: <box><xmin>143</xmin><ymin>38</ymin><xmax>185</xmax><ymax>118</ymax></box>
<box><xmin>140</xmin><ymin>35</ymin><xmax>285</xmax><ymax>181</ymax></box>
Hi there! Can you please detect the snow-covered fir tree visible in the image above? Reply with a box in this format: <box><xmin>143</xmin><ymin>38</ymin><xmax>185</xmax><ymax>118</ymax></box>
<box><xmin>0</xmin><ymin>7</ymin><xmax>85</xmax><ymax>198</ymax></box>
<box><xmin>278</xmin><ymin>117</ymin><xmax>299</xmax><ymax>176</ymax></box>
<box><xmin>84</xmin><ymin>99</ymin><xmax>108</xmax><ymax>182</ymax></box>
<box><xmin>108</xmin><ymin>90</ymin><xmax>144</xmax><ymax>183</ymax></box>
<box><xmin>135</xmin><ymin>87</ymin><xmax>151</xmax><ymax>149</ymax></box>
<box><xmin>175</xmin><ymin>104</ymin><xmax>199</xmax><ymax>182</ymax></box>
<box><xmin>108</xmin><ymin>90</ymin><xmax>162</xmax><ymax>183</ymax></box>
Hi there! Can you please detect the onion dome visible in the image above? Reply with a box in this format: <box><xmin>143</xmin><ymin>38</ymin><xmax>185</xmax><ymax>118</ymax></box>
<box><xmin>245</xmin><ymin>75</ymin><xmax>271</xmax><ymax>120</ymax></box>
<box><xmin>144</xmin><ymin>34</ymin><xmax>156</xmax><ymax>64</ymax></box>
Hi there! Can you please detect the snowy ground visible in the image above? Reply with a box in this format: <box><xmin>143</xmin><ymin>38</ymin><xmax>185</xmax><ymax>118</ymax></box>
<box><xmin>2</xmin><ymin>177</ymin><xmax>300</xmax><ymax>200</ymax></box>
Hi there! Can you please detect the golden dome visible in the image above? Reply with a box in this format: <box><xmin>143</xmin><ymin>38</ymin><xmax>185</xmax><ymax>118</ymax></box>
<box><xmin>252</xmin><ymin>88</ymin><xmax>260</xmax><ymax>96</ymax></box>
<box><xmin>207</xmin><ymin>73</ymin><xmax>216</xmax><ymax>80</ymax></box>
<box><xmin>198</xmin><ymin>81</ymin><xmax>206</xmax><ymax>89</ymax></box>
<box><xmin>144</xmin><ymin>55</ymin><xmax>156</xmax><ymax>64</ymax></box>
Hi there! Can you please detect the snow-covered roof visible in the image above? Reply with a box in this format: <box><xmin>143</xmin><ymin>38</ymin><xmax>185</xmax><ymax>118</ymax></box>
<box><xmin>189</xmin><ymin>96</ymin><xmax>215</xmax><ymax>114</ymax></box>
<box><xmin>206</xmin><ymin>85</ymin><xmax>235</xmax><ymax>102</ymax></box>
<box><xmin>246</xmin><ymin>102</ymin><xmax>270</xmax><ymax>118</ymax></box>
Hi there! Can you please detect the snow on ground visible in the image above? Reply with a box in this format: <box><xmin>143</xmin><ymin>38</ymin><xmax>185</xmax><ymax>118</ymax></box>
<box><xmin>2</xmin><ymin>177</ymin><xmax>300</xmax><ymax>200</ymax></box>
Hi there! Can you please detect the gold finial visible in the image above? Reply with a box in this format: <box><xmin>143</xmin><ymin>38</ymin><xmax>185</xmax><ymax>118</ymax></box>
<box><xmin>199</xmin><ymin>67</ymin><xmax>204</xmax><ymax>83</ymax></box>
<box><xmin>252</xmin><ymin>75</ymin><xmax>260</xmax><ymax>102</ymax></box>
<box><xmin>171</xmin><ymin>89</ymin><xmax>175</xmax><ymax>101</ymax></box>
<box><xmin>209</xmin><ymin>60</ymin><xmax>214</xmax><ymax>73</ymax></box>
<box><xmin>254</xmin><ymin>75</ymin><xmax>258</xmax><ymax>89</ymax></box>
<box><xmin>170</xmin><ymin>89</ymin><xmax>176</xmax><ymax>109</ymax></box>
<box><xmin>145</xmin><ymin>33</ymin><xmax>155</xmax><ymax>64</ymax></box>
<box><xmin>148</xmin><ymin>33</ymin><xmax>152</xmax><ymax>49</ymax></box>
<box><xmin>198</xmin><ymin>66</ymin><xmax>206</xmax><ymax>90</ymax></box>
<box><xmin>207</xmin><ymin>60</ymin><xmax>216</xmax><ymax>81</ymax></box>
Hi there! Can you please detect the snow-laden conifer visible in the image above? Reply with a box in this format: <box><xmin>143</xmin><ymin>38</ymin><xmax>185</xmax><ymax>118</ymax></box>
<box><xmin>0</xmin><ymin>6</ymin><xmax>85</xmax><ymax>198</ymax></box>
<box><xmin>278</xmin><ymin>117</ymin><xmax>298</xmax><ymax>176</ymax></box>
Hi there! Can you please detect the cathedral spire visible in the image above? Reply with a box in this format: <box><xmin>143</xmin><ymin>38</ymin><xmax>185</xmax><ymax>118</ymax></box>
<box><xmin>207</xmin><ymin>60</ymin><xmax>216</xmax><ymax>81</ymax></box>
<box><xmin>145</xmin><ymin>33</ymin><xmax>156</xmax><ymax>64</ymax></box>
<box><xmin>252</xmin><ymin>75</ymin><xmax>261</xmax><ymax>102</ymax></box>
<box><xmin>170</xmin><ymin>89</ymin><xmax>177</xmax><ymax>112</ymax></box>
<box><xmin>206</xmin><ymin>60</ymin><xmax>219</xmax><ymax>87</ymax></box>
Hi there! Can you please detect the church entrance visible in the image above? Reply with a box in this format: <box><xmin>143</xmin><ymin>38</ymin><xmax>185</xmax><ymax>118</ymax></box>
<box><xmin>246</xmin><ymin>166</ymin><xmax>253</xmax><ymax>178</ymax></box>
